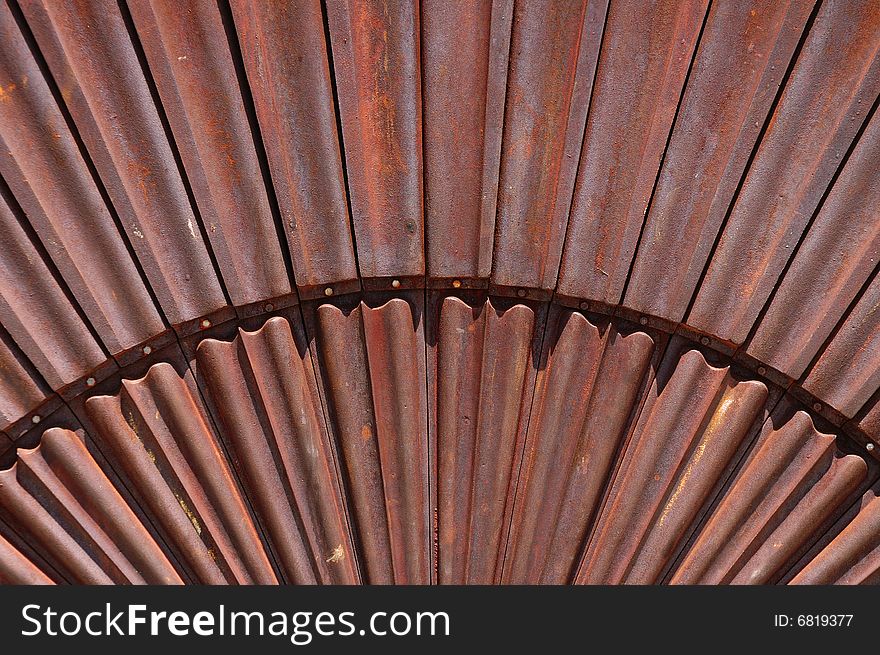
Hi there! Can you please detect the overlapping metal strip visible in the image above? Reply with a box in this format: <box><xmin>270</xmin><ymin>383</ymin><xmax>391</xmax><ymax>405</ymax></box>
<box><xmin>1</xmin><ymin>0</ymin><xmax>880</xmax><ymax>583</ymax></box>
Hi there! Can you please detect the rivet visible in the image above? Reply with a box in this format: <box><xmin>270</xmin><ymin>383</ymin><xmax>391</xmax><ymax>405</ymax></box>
<box><xmin>867</xmin><ymin>443</ymin><xmax>875</xmax><ymax>452</ymax></box>
<box><xmin>324</xmin><ymin>287</ymin><xmax>334</xmax><ymax>296</ymax></box>
<box><xmin>700</xmin><ymin>336</ymin><xmax>710</xmax><ymax>346</ymax></box>
<box><xmin>86</xmin><ymin>377</ymin><xmax>96</xmax><ymax>387</ymax></box>
<box><xmin>31</xmin><ymin>415</ymin><xmax>41</xmax><ymax>424</ymax></box>
<box><xmin>757</xmin><ymin>366</ymin><xmax>766</xmax><ymax>376</ymax></box>
<box><xmin>200</xmin><ymin>319</ymin><xmax>211</xmax><ymax>329</ymax></box>
<box><xmin>391</xmin><ymin>279</ymin><xmax>401</xmax><ymax>289</ymax></box>
<box><xmin>264</xmin><ymin>303</ymin><xmax>274</xmax><ymax>312</ymax></box>
<box><xmin>812</xmin><ymin>402</ymin><xmax>822</xmax><ymax>412</ymax></box>
<box><xmin>142</xmin><ymin>345</ymin><xmax>152</xmax><ymax>355</ymax></box>
<box><xmin>639</xmin><ymin>316</ymin><xmax>648</xmax><ymax>325</ymax></box>
<box><xmin>452</xmin><ymin>280</ymin><xmax>462</xmax><ymax>289</ymax></box>
<box><xmin>579</xmin><ymin>301</ymin><xmax>589</xmax><ymax>310</ymax></box>
<box><xmin>516</xmin><ymin>289</ymin><xmax>526</xmax><ymax>298</ymax></box>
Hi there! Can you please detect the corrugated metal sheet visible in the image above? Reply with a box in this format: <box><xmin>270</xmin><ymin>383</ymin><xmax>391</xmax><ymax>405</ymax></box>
<box><xmin>1</xmin><ymin>1</ymin><xmax>880</xmax><ymax>585</ymax></box>
<box><xmin>492</xmin><ymin>0</ymin><xmax>605</xmax><ymax>295</ymax></box>
<box><xmin>557</xmin><ymin>0</ymin><xmax>706</xmax><ymax>304</ymax></box>
<box><xmin>428</xmin><ymin>295</ymin><xmax>543</xmax><ymax>583</ymax></box>
<box><xmin>231</xmin><ymin>0</ymin><xmax>359</xmax><ymax>298</ymax></box>
<box><xmin>688</xmin><ymin>1</ymin><xmax>880</xmax><ymax>345</ymax></box>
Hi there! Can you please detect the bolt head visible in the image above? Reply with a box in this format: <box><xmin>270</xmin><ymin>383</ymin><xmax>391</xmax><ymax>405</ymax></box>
<box><xmin>812</xmin><ymin>402</ymin><xmax>822</xmax><ymax>412</ymax></box>
<box><xmin>142</xmin><ymin>345</ymin><xmax>152</xmax><ymax>355</ymax></box>
<box><xmin>516</xmin><ymin>289</ymin><xmax>526</xmax><ymax>298</ymax></box>
<box><xmin>757</xmin><ymin>366</ymin><xmax>766</xmax><ymax>376</ymax></box>
<box><xmin>86</xmin><ymin>377</ymin><xmax>96</xmax><ymax>387</ymax></box>
<box><xmin>324</xmin><ymin>287</ymin><xmax>334</xmax><ymax>296</ymax></box>
<box><xmin>579</xmin><ymin>301</ymin><xmax>589</xmax><ymax>310</ymax></box>
<box><xmin>264</xmin><ymin>303</ymin><xmax>274</xmax><ymax>312</ymax></box>
<box><xmin>200</xmin><ymin>319</ymin><xmax>211</xmax><ymax>329</ymax></box>
<box><xmin>31</xmin><ymin>415</ymin><xmax>41</xmax><ymax>424</ymax></box>
<box><xmin>700</xmin><ymin>336</ymin><xmax>710</xmax><ymax>346</ymax></box>
<box><xmin>391</xmin><ymin>279</ymin><xmax>401</xmax><ymax>289</ymax></box>
<box><xmin>639</xmin><ymin>316</ymin><xmax>648</xmax><ymax>325</ymax></box>
<box><xmin>867</xmin><ymin>443</ymin><xmax>875</xmax><ymax>452</ymax></box>
<box><xmin>451</xmin><ymin>280</ymin><xmax>461</xmax><ymax>289</ymax></box>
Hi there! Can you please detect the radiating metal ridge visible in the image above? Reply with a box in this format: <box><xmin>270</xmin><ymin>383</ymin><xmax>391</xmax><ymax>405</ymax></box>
<box><xmin>1</xmin><ymin>1</ymin><xmax>879</xmax><ymax>584</ymax></box>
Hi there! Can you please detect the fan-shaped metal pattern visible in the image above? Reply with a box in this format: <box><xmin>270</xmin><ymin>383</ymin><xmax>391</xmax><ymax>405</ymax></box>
<box><xmin>0</xmin><ymin>0</ymin><xmax>879</xmax><ymax>584</ymax></box>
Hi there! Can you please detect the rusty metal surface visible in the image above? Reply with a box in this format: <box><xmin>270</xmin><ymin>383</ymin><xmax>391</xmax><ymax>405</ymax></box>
<box><xmin>0</xmin><ymin>528</ymin><xmax>53</xmax><ymax>584</ymax></box>
<box><xmin>491</xmin><ymin>0</ymin><xmax>605</xmax><ymax>292</ymax></box>
<box><xmin>327</xmin><ymin>0</ymin><xmax>424</xmax><ymax>281</ymax></box>
<box><xmin>422</xmin><ymin>0</ymin><xmax>511</xmax><ymax>282</ymax></box>
<box><xmin>308</xmin><ymin>296</ymin><xmax>430</xmax><ymax>583</ymax></box>
<box><xmin>1</xmin><ymin>1</ymin><xmax>880</xmax><ymax>586</ymax></box>
<box><xmin>196</xmin><ymin>317</ymin><xmax>359</xmax><ymax>584</ymax></box>
<box><xmin>670</xmin><ymin>399</ymin><xmax>868</xmax><ymax>584</ymax></box>
<box><xmin>791</xmin><ymin>487</ymin><xmax>880</xmax><ymax>584</ymax></box>
<box><xmin>85</xmin><ymin>363</ymin><xmax>278</xmax><ymax>584</ymax></box>
<box><xmin>0</xmin><ymin>1</ymin><xmax>165</xmax><ymax>353</ymax></box>
<box><xmin>557</xmin><ymin>0</ymin><xmax>707</xmax><ymax>304</ymax></box>
<box><xmin>18</xmin><ymin>0</ymin><xmax>229</xmax><ymax>326</ymax></box>
<box><xmin>577</xmin><ymin>341</ymin><xmax>773</xmax><ymax>584</ymax></box>
<box><xmin>428</xmin><ymin>295</ymin><xmax>543</xmax><ymax>583</ymax></box>
<box><xmin>623</xmin><ymin>0</ymin><xmax>813</xmax><ymax>320</ymax></box>
<box><xmin>0</xmin><ymin>179</ymin><xmax>106</xmax><ymax>388</ymax></box>
<box><xmin>505</xmin><ymin>307</ymin><xmax>657</xmax><ymax>583</ymax></box>
<box><xmin>126</xmin><ymin>0</ymin><xmax>290</xmax><ymax>307</ymax></box>
<box><xmin>688</xmin><ymin>1</ymin><xmax>880</xmax><ymax>345</ymax></box>
<box><xmin>0</xmin><ymin>427</ymin><xmax>181</xmax><ymax>584</ymax></box>
<box><xmin>231</xmin><ymin>0</ymin><xmax>358</xmax><ymax>297</ymax></box>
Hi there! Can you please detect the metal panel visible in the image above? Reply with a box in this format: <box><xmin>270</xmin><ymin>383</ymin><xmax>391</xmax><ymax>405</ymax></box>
<box><xmin>0</xmin><ymin>2</ymin><xmax>165</xmax><ymax>353</ymax></box>
<box><xmin>126</xmin><ymin>0</ymin><xmax>291</xmax><ymax>307</ymax></box>
<box><xmin>623</xmin><ymin>0</ymin><xmax>813</xmax><ymax>320</ymax></box>
<box><xmin>309</xmin><ymin>296</ymin><xmax>430</xmax><ymax>583</ymax></box>
<box><xmin>18</xmin><ymin>0</ymin><xmax>229</xmax><ymax>326</ymax></box>
<box><xmin>327</xmin><ymin>0</ymin><xmax>424</xmax><ymax>281</ymax></box>
<box><xmin>230</xmin><ymin>0</ymin><xmax>358</xmax><ymax>297</ymax></box>
<box><xmin>428</xmin><ymin>295</ymin><xmax>543</xmax><ymax>583</ymax></box>
<box><xmin>85</xmin><ymin>362</ymin><xmax>278</xmax><ymax>584</ymax></box>
<box><xmin>422</xmin><ymin>0</ymin><xmax>511</xmax><ymax>283</ymax></box>
<box><xmin>0</xmin><ymin>427</ymin><xmax>181</xmax><ymax>584</ymax></box>
<box><xmin>670</xmin><ymin>400</ymin><xmax>868</xmax><ymax>584</ymax></box>
<box><xmin>791</xmin><ymin>487</ymin><xmax>880</xmax><ymax>584</ymax></box>
<box><xmin>0</xmin><ymin>181</ymin><xmax>105</xmax><ymax>388</ymax></box>
<box><xmin>577</xmin><ymin>344</ymin><xmax>771</xmax><ymax>584</ymax></box>
<box><xmin>196</xmin><ymin>317</ymin><xmax>359</xmax><ymax>584</ymax></box>
<box><xmin>557</xmin><ymin>0</ymin><xmax>707</xmax><ymax>304</ymax></box>
<box><xmin>0</xmin><ymin>529</ymin><xmax>53</xmax><ymax>584</ymax></box>
<box><xmin>492</xmin><ymin>0</ymin><xmax>606</xmax><ymax>294</ymax></box>
<box><xmin>505</xmin><ymin>308</ymin><xmax>656</xmax><ymax>583</ymax></box>
<box><xmin>689</xmin><ymin>1</ymin><xmax>880</xmax><ymax>345</ymax></box>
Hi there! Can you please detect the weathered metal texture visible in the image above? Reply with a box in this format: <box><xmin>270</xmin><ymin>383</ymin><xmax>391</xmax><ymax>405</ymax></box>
<box><xmin>230</xmin><ymin>0</ymin><xmax>358</xmax><ymax>298</ymax></box>
<box><xmin>84</xmin><ymin>363</ymin><xmax>278</xmax><ymax>584</ymax></box>
<box><xmin>18</xmin><ymin>0</ymin><xmax>229</xmax><ymax>327</ymax></box>
<box><xmin>327</xmin><ymin>0</ymin><xmax>424</xmax><ymax>281</ymax></box>
<box><xmin>688</xmin><ymin>1</ymin><xmax>880</xmax><ymax>345</ymax></box>
<box><xmin>0</xmin><ymin>181</ymin><xmax>106</xmax><ymax>389</ymax></box>
<box><xmin>670</xmin><ymin>400</ymin><xmax>868</xmax><ymax>584</ymax></box>
<box><xmin>491</xmin><ymin>0</ymin><xmax>605</xmax><ymax>293</ymax></box>
<box><xmin>577</xmin><ymin>342</ymin><xmax>772</xmax><ymax>584</ymax></box>
<box><xmin>422</xmin><ymin>0</ymin><xmax>511</xmax><ymax>283</ymax></box>
<box><xmin>308</xmin><ymin>296</ymin><xmax>430</xmax><ymax>583</ymax></box>
<box><xmin>505</xmin><ymin>307</ymin><xmax>656</xmax><ymax>584</ymax></box>
<box><xmin>556</xmin><ymin>0</ymin><xmax>707</xmax><ymax>304</ymax></box>
<box><xmin>126</xmin><ymin>0</ymin><xmax>291</xmax><ymax>308</ymax></box>
<box><xmin>0</xmin><ymin>326</ymin><xmax>58</xmax><ymax>436</ymax></box>
<box><xmin>623</xmin><ymin>0</ymin><xmax>814</xmax><ymax>320</ymax></box>
<box><xmin>0</xmin><ymin>427</ymin><xmax>181</xmax><ymax>584</ymax></box>
<box><xmin>0</xmin><ymin>529</ymin><xmax>53</xmax><ymax>584</ymax></box>
<box><xmin>0</xmin><ymin>2</ymin><xmax>165</xmax><ymax>353</ymax></box>
<box><xmin>427</xmin><ymin>295</ymin><xmax>543</xmax><ymax>584</ymax></box>
<box><xmin>195</xmin><ymin>317</ymin><xmax>359</xmax><ymax>584</ymax></box>
<box><xmin>791</xmin><ymin>487</ymin><xmax>880</xmax><ymax>584</ymax></box>
<box><xmin>749</xmin><ymin>110</ymin><xmax>880</xmax><ymax>380</ymax></box>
